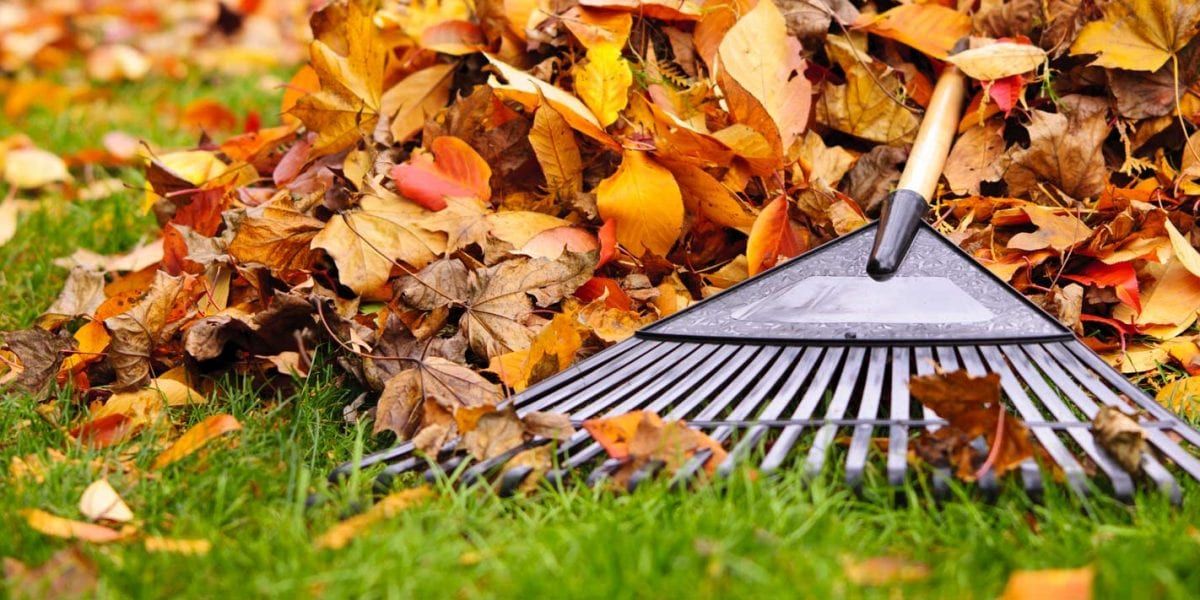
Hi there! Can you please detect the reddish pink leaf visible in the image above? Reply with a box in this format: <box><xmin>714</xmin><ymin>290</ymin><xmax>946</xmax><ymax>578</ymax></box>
<box><xmin>389</xmin><ymin>136</ymin><xmax>491</xmax><ymax>211</ymax></box>
<box><xmin>597</xmin><ymin>219</ymin><xmax>617</xmax><ymax>266</ymax></box>
<box><xmin>520</xmin><ymin>226</ymin><xmax>599</xmax><ymax>258</ymax></box>
<box><xmin>1063</xmin><ymin>261</ymin><xmax>1141</xmax><ymax>313</ymax></box>
<box><xmin>987</xmin><ymin>74</ymin><xmax>1024</xmax><ymax>116</ymax></box>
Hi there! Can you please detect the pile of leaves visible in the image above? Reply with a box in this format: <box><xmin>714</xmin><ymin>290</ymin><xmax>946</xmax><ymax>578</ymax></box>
<box><xmin>4</xmin><ymin>0</ymin><xmax>1200</xmax><ymax>490</ymax></box>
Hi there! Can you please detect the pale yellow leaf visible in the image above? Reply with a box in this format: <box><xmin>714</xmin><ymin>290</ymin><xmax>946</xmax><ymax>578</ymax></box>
<box><xmin>78</xmin><ymin>479</ymin><xmax>134</xmax><ymax>523</ymax></box>
<box><xmin>946</xmin><ymin>42</ymin><xmax>1047</xmax><ymax>81</ymax></box>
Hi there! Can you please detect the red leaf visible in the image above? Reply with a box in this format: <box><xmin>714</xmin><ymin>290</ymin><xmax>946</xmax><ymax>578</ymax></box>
<box><xmin>1063</xmin><ymin>261</ymin><xmax>1141</xmax><ymax>313</ymax></box>
<box><xmin>70</xmin><ymin>414</ymin><xmax>136</xmax><ymax>449</ymax></box>
<box><xmin>574</xmin><ymin>277</ymin><xmax>632</xmax><ymax>310</ymax></box>
<box><xmin>987</xmin><ymin>74</ymin><xmax>1024</xmax><ymax>116</ymax></box>
<box><xmin>746</xmin><ymin>195</ymin><xmax>801</xmax><ymax>275</ymax></box>
<box><xmin>389</xmin><ymin>136</ymin><xmax>491</xmax><ymax>211</ymax></box>
<box><xmin>597</xmin><ymin>218</ymin><xmax>617</xmax><ymax>266</ymax></box>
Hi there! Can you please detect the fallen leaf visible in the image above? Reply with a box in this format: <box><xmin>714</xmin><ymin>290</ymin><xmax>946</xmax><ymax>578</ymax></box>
<box><xmin>3</xmin><ymin>547</ymin><xmax>97</xmax><ymax>600</ymax></box>
<box><xmin>483</xmin><ymin>54</ymin><xmax>617</xmax><ymax>149</ymax></box>
<box><xmin>1092</xmin><ymin>406</ymin><xmax>1145</xmax><ymax>473</ymax></box>
<box><xmin>1007</xmin><ymin>205</ymin><xmax>1093</xmax><ymax>253</ymax></box>
<box><xmin>390</xmin><ymin>136</ymin><xmax>492</xmax><ymax>211</ymax></box>
<box><xmin>1003</xmin><ymin>109</ymin><xmax>1110</xmax><ymax>201</ymax></box>
<box><xmin>78</xmin><ymin>479</ymin><xmax>134</xmax><ymax>523</ymax></box>
<box><xmin>528</xmin><ymin>104</ymin><xmax>583</xmax><ymax>197</ymax></box>
<box><xmin>817</xmin><ymin>37</ymin><xmax>920</xmax><ymax>144</ymax></box>
<box><xmin>21</xmin><ymin>509</ymin><xmax>125</xmax><ymax>543</ymax></box>
<box><xmin>103</xmin><ymin>272</ymin><xmax>190</xmax><ymax>390</ymax></box>
<box><xmin>747</xmin><ymin>196</ymin><xmax>802</xmax><ymax>275</ymax></box>
<box><xmin>596</xmin><ymin>150</ymin><xmax>683</xmax><ymax>257</ymax></box>
<box><xmin>1156</xmin><ymin>376</ymin><xmax>1200</xmax><ymax>418</ymax></box>
<box><xmin>842</xmin><ymin>556</ymin><xmax>931</xmax><ymax>586</ymax></box>
<box><xmin>315</xmin><ymin>486</ymin><xmax>434</xmax><ymax>550</ymax></box>
<box><xmin>375</xmin><ymin>357</ymin><xmax>501</xmax><ymax>439</ymax></box>
<box><xmin>487</xmin><ymin>310</ymin><xmax>585</xmax><ymax>391</ymax></box>
<box><xmin>578</xmin><ymin>0</ymin><xmax>702</xmax><ymax>21</ymax></box>
<box><xmin>1070</xmin><ymin>0</ymin><xmax>1200</xmax><ymax>72</ymax></box>
<box><xmin>229</xmin><ymin>196</ymin><xmax>325</xmax><ymax>273</ymax></box>
<box><xmin>858</xmin><ymin>4</ymin><xmax>972</xmax><ymax>59</ymax></box>
<box><xmin>999</xmin><ymin>566</ymin><xmax>1093</xmax><ymax>600</ymax></box>
<box><xmin>1062</xmin><ymin>261</ymin><xmax>1141</xmax><ymax>313</ymax></box>
<box><xmin>151</xmin><ymin>414</ymin><xmax>243</xmax><ymax>469</ymax></box>
<box><xmin>381</xmin><ymin>63</ymin><xmax>455</xmax><ymax>143</ymax></box>
<box><xmin>574</xmin><ymin>44</ymin><xmax>633</xmax><ymax>127</ymax></box>
<box><xmin>143</xmin><ymin>537</ymin><xmax>212</xmax><ymax>555</ymax></box>
<box><xmin>944</xmin><ymin>122</ymin><xmax>1006</xmax><ymax>195</ymax></box>
<box><xmin>946</xmin><ymin>42</ymin><xmax>1047</xmax><ymax>81</ymax></box>
<box><xmin>2</xmin><ymin>328</ymin><xmax>74</xmax><ymax>394</ymax></box>
<box><xmin>3</xmin><ymin>147</ymin><xmax>70</xmax><ymax>189</ymax></box>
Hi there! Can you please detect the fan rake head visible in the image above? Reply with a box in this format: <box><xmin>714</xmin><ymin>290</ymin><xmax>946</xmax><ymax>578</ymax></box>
<box><xmin>330</xmin><ymin>224</ymin><xmax>1200</xmax><ymax>504</ymax></box>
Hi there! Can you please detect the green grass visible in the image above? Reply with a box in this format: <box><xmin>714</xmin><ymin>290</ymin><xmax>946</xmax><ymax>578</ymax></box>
<box><xmin>3</xmin><ymin>72</ymin><xmax>1200</xmax><ymax>599</ymax></box>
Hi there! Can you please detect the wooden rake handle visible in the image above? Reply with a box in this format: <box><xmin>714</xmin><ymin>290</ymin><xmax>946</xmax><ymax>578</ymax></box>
<box><xmin>866</xmin><ymin>65</ymin><xmax>967</xmax><ymax>280</ymax></box>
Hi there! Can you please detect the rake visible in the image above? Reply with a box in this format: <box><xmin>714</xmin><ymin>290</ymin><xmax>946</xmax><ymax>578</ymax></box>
<box><xmin>330</xmin><ymin>66</ymin><xmax>1200</xmax><ymax>503</ymax></box>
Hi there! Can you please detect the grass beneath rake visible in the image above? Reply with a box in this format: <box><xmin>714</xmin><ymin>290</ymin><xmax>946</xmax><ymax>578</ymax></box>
<box><xmin>3</xmin><ymin>74</ymin><xmax>1200</xmax><ymax>599</ymax></box>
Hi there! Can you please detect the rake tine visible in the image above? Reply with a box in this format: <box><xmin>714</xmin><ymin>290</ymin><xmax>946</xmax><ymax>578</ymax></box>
<box><xmin>516</xmin><ymin>340</ymin><xmax>667</xmax><ymax>413</ymax></box>
<box><xmin>958</xmin><ymin>347</ymin><xmax>1044</xmax><ymax>497</ymax></box>
<box><xmin>627</xmin><ymin>459</ymin><xmax>667</xmax><ymax>492</ymax></box>
<box><xmin>329</xmin><ymin>441</ymin><xmax>416</xmax><ymax>483</ymax></box>
<box><xmin>459</xmin><ymin>439</ymin><xmax>552</xmax><ymax>488</ymax></box>
<box><xmin>423</xmin><ymin>454</ymin><xmax>469</xmax><ymax>484</ymax></box>
<box><xmin>718</xmin><ymin>347</ymin><xmax>825</xmax><ymax>477</ymax></box>
<box><xmin>847</xmin><ymin>347</ymin><xmax>888</xmax><ymax>489</ymax></box>
<box><xmin>1064</xmin><ymin>342</ymin><xmax>1200</xmax><ymax>448</ymax></box>
<box><xmin>1026</xmin><ymin>344</ymin><xmax>1179</xmax><ymax>503</ymax></box>
<box><xmin>1045</xmin><ymin>343</ymin><xmax>1200</xmax><ymax>486</ymax></box>
<box><xmin>531</xmin><ymin>342</ymin><xmax>706</xmax><ymax>417</ymax></box>
<box><xmin>511</xmin><ymin>338</ymin><xmax>647</xmax><ymax>407</ymax></box>
<box><xmin>760</xmin><ymin>347</ymin><xmax>846</xmax><ymax>474</ymax></box>
<box><xmin>668</xmin><ymin>347</ymin><xmax>799</xmax><ymax>489</ymax></box>
<box><xmin>805</xmin><ymin>347</ymin><xmax>868</xmax><ymax>480</ymax></box>
<box><xmin>586</xmin><ymin>458</ymin><xmax>624</xmax><ymax>487</ymax></box>
<box><xmin>953</xmin><ymin>346</ymin><xmax>1000</xmax><ymax>495</ymax></box>
<box><xmin>934</xmin><ymin>346</ymin><xmax>960</xmax><ymax>370</ymax></box>
<box><xmin>498</xmin><ymin>465</ymin><xmax>535</xmax><ymax>497</ymax></box>
<box><xmin>886</xmin><ymin>347</ymin><xmax>912</xmax><ymax>486</ymax></box>
<box><xmin>1001</xmin><ymin>345</ymin><xmax>1135</xmax><ymax>501</ymax></box>
<box><xmin>975</xmin><ymin>346</ymin><xmax>1089</xmax><ymax>497</ymax></box>
<box><xmin>913</xmin><ymin>347</ymin><xmax>951</xmax><ymax>497</ymax></box>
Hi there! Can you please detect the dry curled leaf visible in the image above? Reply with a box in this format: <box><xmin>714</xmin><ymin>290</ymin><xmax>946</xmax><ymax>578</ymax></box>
<box><xmin>315</xmin><ymin>486</ymin><xmax>434</xmax><ymax>550</ymax></box>
<box><xmin>151</xmin><ymin>414</ymin><xmax>243</xmax><ymax>469</ymax></box>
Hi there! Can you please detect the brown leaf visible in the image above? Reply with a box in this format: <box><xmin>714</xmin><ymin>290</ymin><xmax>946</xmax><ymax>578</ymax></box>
<box><xmin>843</xmin><ymin>145</ymin><xmax>907</xmax><ymax>215</ymax></box>
<box><xmin>463</xmin><ymin>408</ymin><xmax>526</xmax><ymax>460</ymax></box>
<box><xmin>2</xmin><ymin>328</ymin><xmax>74</xmax><ymax>394</ymax></box>
<box><xmin>522</xmin><ymin>411</ymin><xmax>575</xmax><ymax>440</ymax></box>
<box><xmin>1003</xmin><ymin>109</ymin><xmax>1109</xmax><ymax>201</ymax></box>
<box><xmin>381</xmin><ymin>63</ymin><xmax>455</xmax><ymax>143</ymax></box>
<box><xmin>1007</xmin><ymin>205</ymin><xmax>1093</xmax><ymax>253</ymax></box>
<box><xmin>1092</xmin><ymin>406</ymin><xmax>1145</xmax><ymax>474</ymax></box>
<box><xmin>3</xmin><ymin>547</ymin><xmax>98</xmax><ymax>600</ymax></box>
<box><xmin>39</xmin><ymin>268</ymin><xmax>106</xmax><ymax>327</ymax></box>
<box><xmin>910</xmin><ymin>370</ymin><xmax>1035</xmax><ymax>480</ymax></box>
<box><xmin>228</xmin><ymin>196</ymin><xmax>324</xmax><ymax>273</ymax></box>
<box><xmin>817</xmin><ymin>37</ymin><xmax>919</xmax><ymax>145</ymax></box>
<box><xmin>944</xmin><ymin>122</ymin><xmax>1005</xmax><ymax>196</ymax></box>
<box><xmin>104</xmin><ymin>272</ymin><xmax>189</xmax><ymax>390</ymax></box>
<box><xmin>528</xmin><ymin>105</ymin><xmax>583</xmax><ymax>197</ymax></box>
<box><xmin>374</xmin><ymin>357</ymin><xmax>501</xmax><ymax>439</ymax></box>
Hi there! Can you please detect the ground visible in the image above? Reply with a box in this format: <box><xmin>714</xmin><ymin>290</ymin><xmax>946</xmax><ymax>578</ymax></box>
<box><xmin>3</xmin><ymin>74</ymin><xmax>1200</xmax><ymax>600</ymax></box>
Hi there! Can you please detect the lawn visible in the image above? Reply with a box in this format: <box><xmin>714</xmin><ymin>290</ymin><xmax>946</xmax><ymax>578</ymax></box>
<box><xmin>4</xmin><ymin>74</ymin><xmax>1200</xmax><ymax>600</ymax></box>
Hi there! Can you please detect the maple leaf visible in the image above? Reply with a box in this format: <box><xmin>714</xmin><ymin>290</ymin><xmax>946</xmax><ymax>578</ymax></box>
<box><xmin>944</xmin><ymin>121</ymin><xmax>1005</xmax><ymax>195</ymax></box>
<box><xmin>390</xmin><ymin>136</ymin><xmax>492</xmax><ymax>211</ymax></box>
<box><xmin>487</xmin><ymin>309</ymin><xmax>586</xmax><ymax>391</ymax></box>
<box><xmin>574</xmin><ymin>44</ymin><xmax>633</xmax><ymax>128</ymax></box>
<box><xmin>1002</xmin><ymin>108</ymin><xmax>1109</xmax><ymax>201</ymax></box>
<box><xmin>595</xmin><ymin>150</ymin><xmax>684</xmax><ymax>257</ymax></box>
<box><xmin>374</xmin><ymin>357</ymin><xmax>500</xmax><ymax>439</ymax></box>
<box><xmin>228</xmin><ymin>196</ymin><xmax>324</xmax><ymax>274</ymax></box>
<box><xmin>1070</xmin><ymin>0</ymin><xmax>1200</xmax><ymax>72</ymax></box>
<box><xmin>1007</xmin><ymin>205</ymin><xmax>1093</xmax><ymax>253</ymax></box>
<box><xmin>311</xmin><ymin>193</ymin><xmax>446</xmax><ymax>295</ymax></box>
<box><xmin>288</xmin><ymin>0</ymin><xmax>386</xmax><ymax>157</ymax></box>
<box><xmin>103</xmin><ymin>272</ymin><xmax>194</xmax><ymax>390</ymax></box>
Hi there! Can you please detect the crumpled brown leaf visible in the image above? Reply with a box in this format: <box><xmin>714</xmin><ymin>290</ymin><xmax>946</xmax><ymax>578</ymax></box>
<box><xmin>104</xmin><ymin>272</ymin><xmax>192</xmax><ymax>390</ymax></box>
<box><xmin>1</xmin><ymin>328</ymin><xmax>75</xmax><ymax>394</ymax></box>
<box><xmin>374</xmin><ymin>357</ymin><xmax>501</xmax><ymax>439</ymax></box>
<box><xmin>1003</xmin><ymin>108</ymin><xmax>1110</xmax><ymax>201</ymax></box>
<box><xmin>1092</xmin><ymin>405</ymin><xmax>1145</xmax><ymax>473</ymax></box>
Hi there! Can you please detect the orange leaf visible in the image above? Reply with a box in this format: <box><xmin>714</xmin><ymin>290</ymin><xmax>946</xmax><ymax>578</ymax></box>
<box><xmin>389</xmin><ymin>136</ymin><xmax>491</xmax><ymax>211</ymax></box>
<box><xmin>1007</xmin><ymin>206</ymin><xmax>1093</xmax><ymax>253</ymax></box>
<box><xmin>574</xmin><ymin>277</ymin><xmax>632</xmax><ymax>311</ymax></box>
<box><xmin>69</xmin><ymin>413</ymin><xmax>138</xmax><ymax>450</ymax></box>
<box><xmin>582</xmin><ymin>411</ymin><xmax>651</xmax><ymax>460</ymax></box>
<box><xmin>746</xmin><ymin>195</ymin><xmax>802</xmax><ymax>275</ymax></box>
<box><xmin>151</xmin><ymin>414</ymin><xmax>242</xmax><ymax>469</ymax></box>
<box><xmin>857</xmin><ymin>4</ymin><xmax>971</xmax><ymax>59</ymax></box>
<box><xmin>180</xmin><ymin>99</ymin><xmax>238</xmax><ymax>132</ymax></box>
<box><xmin>21</xmin><ymin>509</ymin><xmax>125</xmax><ymax>544</ymax></box>
<box><xmin>597</xmin><ymin>219</ymin><xmax>617</xmax><ymax>266</ymax></box>
<box><xmin>1000</xmin><ymin>567</ymin><xmax>1093</xmax><ymax>600</ymax></box>
<box><xmin>1063</xmin><ymin>261</ymin><xmax>1141</xmax><ymax>313</ymax></box>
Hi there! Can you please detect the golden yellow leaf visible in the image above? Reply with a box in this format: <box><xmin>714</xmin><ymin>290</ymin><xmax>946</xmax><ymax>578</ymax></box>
<box><xmin>1070</xmin><ymin>0</ymin><xmax>1200</xmax><ymax>72</ymax></box>
<box><xmin>288</xmin><ymin>0</ymin><xmax>386</xmax><ymax>157</ymax></box>
<box><xmin>946</xmin><ymin>42</ymin><xmax>1047</xmax><ymax>81</ymax></box>
<box><xmin>663</xmin><ymin>160</ymin><xmax>757</xmax><ymax>232</ymax></box>
<box><xmin>487</xmin><ymin>210</ymin><xmax>572</xmax><ymax>248</ymax></box>
<box><xmin>151</xmin><ymin>414</ymin><xmax>242</xmax><ymax>470</ymax></box>
<box><xmin>529</xmin><ymin>105</ymin><xmax>583</xmax><ymax>196</ymax></box>
<box><xmin>21</xmin><ymin>509</ymin><xmax>126</xmax><ymax>544</ymax></box>
<box><xmin>574</xmin><ymin>44</ymin><xmax>633</xmax><ymax>128</ymax></box>
<box><xmin>1165</xmin><ymin>219</ymin><xmax>1200</xmax><ymax>278</ymax></box>
<box><xmin>311</xmin><ymin>194</ymin><xmax>446</xmax><ymax>295</ymax></box>
<box><xmin>1115</xmin><ymin>259</ymin><xmax>1200</xmax><ymax>329</ymax></box>
<box><xmin>315</xmin><ymin>486</ymin><xmax>434</xmax><ymax>550</ymax></box>
<box><xmin>1103</xmin><ymin>344</ymin><xmax>1167</xmax><ymax>374</ymax></box>
<box><xmin>1157</xmin><ymin>376</ymin><xmax>1200</xmax><ymax>418</ymax></box>
<box><xmin>816</xmin><ymin>37</ymin><xmax>919</xmax><ymax>145</ymax></box>
<box><xmin>561</xmin><ymin>6</ymin><xmax>632</xmax><ymax>50</ymax></box>
<box><xmin>381</xmin><ymin>63</ymin><xmax>455</xmax><ymax>143</ymax></box>
<box><xmin>859</xmin><ymin>4</ymin><xmax>972</xmax><ymax>59</ymax></box>
<box><xmin>143</xmin><ymin>537</ymin><xmax>212</xmax><ymax>556</ymax></box>
<box><xmin>595</xmin><ymin>150</ymin><xmax>684</xmax><ymax>256</ymax></box>
<box><xmin>487</xmin><ymin>311</ymin><xmax>584</xmax><ymax>391</ymax></box>
<box><xmin>483</xmin><ymin>54</ymin><xmax>618</xmax><ymax>149</ymax></box>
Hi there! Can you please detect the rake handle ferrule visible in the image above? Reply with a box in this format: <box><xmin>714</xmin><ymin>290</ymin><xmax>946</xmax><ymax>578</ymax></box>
<box><xmin>867</xmin><ymin>65</ymin><xmax>966</xmax><ymax>280</ymax></box>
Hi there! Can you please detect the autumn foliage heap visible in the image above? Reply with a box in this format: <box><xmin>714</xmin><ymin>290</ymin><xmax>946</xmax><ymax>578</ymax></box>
<box><xmin>5</xmin><ymin>0</ymin><xmax>1200</xmax><ymax>483</ymax></box>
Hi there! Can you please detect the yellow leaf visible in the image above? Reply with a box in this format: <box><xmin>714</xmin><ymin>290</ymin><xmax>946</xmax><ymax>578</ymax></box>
<box><xmin>315</xmin><ymin>486</ymin><xmax>434</xmax><ymax>550</ymax></box>
<box><xmin>946</xmin><ymin>42</ymin><xmax>1047</xmax><ymax>81</ymax></box>
<box><xmin>2</xmin><ymin>147</ymin><xmax>70</xmax><ymax>189</ymax></box>
<box><xmin>487</xmin><ymin>311</ymin><xmax>585</xmax><ymax>391</ymax></box>
<box><xmin>289</xmin><ymin>0</ymin><xmax>386</xmax><ymax>157</ymax></box>
<box><xmin>574</xmin><ymin>44</ymin><xmax>633</xmax><ymax>128</ymax></box>
<box><xmin>561</xmin><ymin>6</ymin><xmax>632</xmax><ymax>50</ymax></box>
<box><xmin>1165</xmin><ymin>219</ymin><xmax>1200</xmax><ymax>278</ymax></box>
<box><xmin>999</xmin><ymin>566</ymin><xmax>1093</xmax><ymax>600</ymax></box>
<box><xmin>595</xmin><ymin>150</ymin><xmax>684</xmax><ymax>257</ymax></box>
<box><xmin>859</xmin><ymin>4</ymin><xmax>972</xmax><ymax>59</ymax></box>
<box><xmin>143</xmin><ymin>537</ymin><xmax>212</xmax><ymax>555</ymax></box>
<box><xmin>21</xmin><ymin>509</ymin><xmax>126</xmax><ymax>544</ymax></box>
<box><xmin>816</xmin><ymin>37</ymin><xmax>920</xmax><ymax>144</ymax></box>
<box><xmin>1156</xmin><ymin>376</ymin><xmax>1200</xmax><ymax>418</ymax></box>
<box><xmin>1103</xmin><ymin>344</ymin><xmax>1167</xmax><ymax>374</ymax></box>
<box><xmin>663</xmin><ymin>160</ymin><xmax>757</xmax><ymax>232</ymax></box>
<box><xmin>487</xmin><ymin>211</ymin><xmax>572</xmax><ymax>248</ymax></box>
<box><xmin>1115</xmin><ymin>259</ymin><xmax>1200</xmax><ymax>329</ymax></box>
<box><xmin>1070</xmin><ymin>0</ymin><xmax>1200</xmax><ymax>72</ymax></box>
<box><xmin>151</xmin><ymin>414</ymin><xmax>242</xmax><ymax>470</ymax></box>
<box><xmin>0</xmin><ymin>198</ymin><xmax>19</xmax><ymax>250</ymax></box>
<box><xmin>141</xmin><ymin>151</ymin><xmax>228</xmax><ymax>213</ymax></box>
<box><xmin>529</xmin><ymin>105</ymin><xmax>583</xmax><ymax>195</ymax></box>
<box><xmin>311</xmin><ymin>193</ymin><xmax>446</xmax><ymax>295</ymax></box>
<box><xmin>483</xmin><ymin>54</ymin><xmax>619</xmax><ymax>149</ymax></box>
<box><xmin>381</xmin><ymin>63</ymin><xmax>455</xmax><ymax>143</ymax></box>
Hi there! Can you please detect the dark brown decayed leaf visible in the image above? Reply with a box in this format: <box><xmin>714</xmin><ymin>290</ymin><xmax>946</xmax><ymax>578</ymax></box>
<box><xmin>374</xmin><ymin>357</ymin><xmax>501</xmax><ymax>439</ymax></box>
